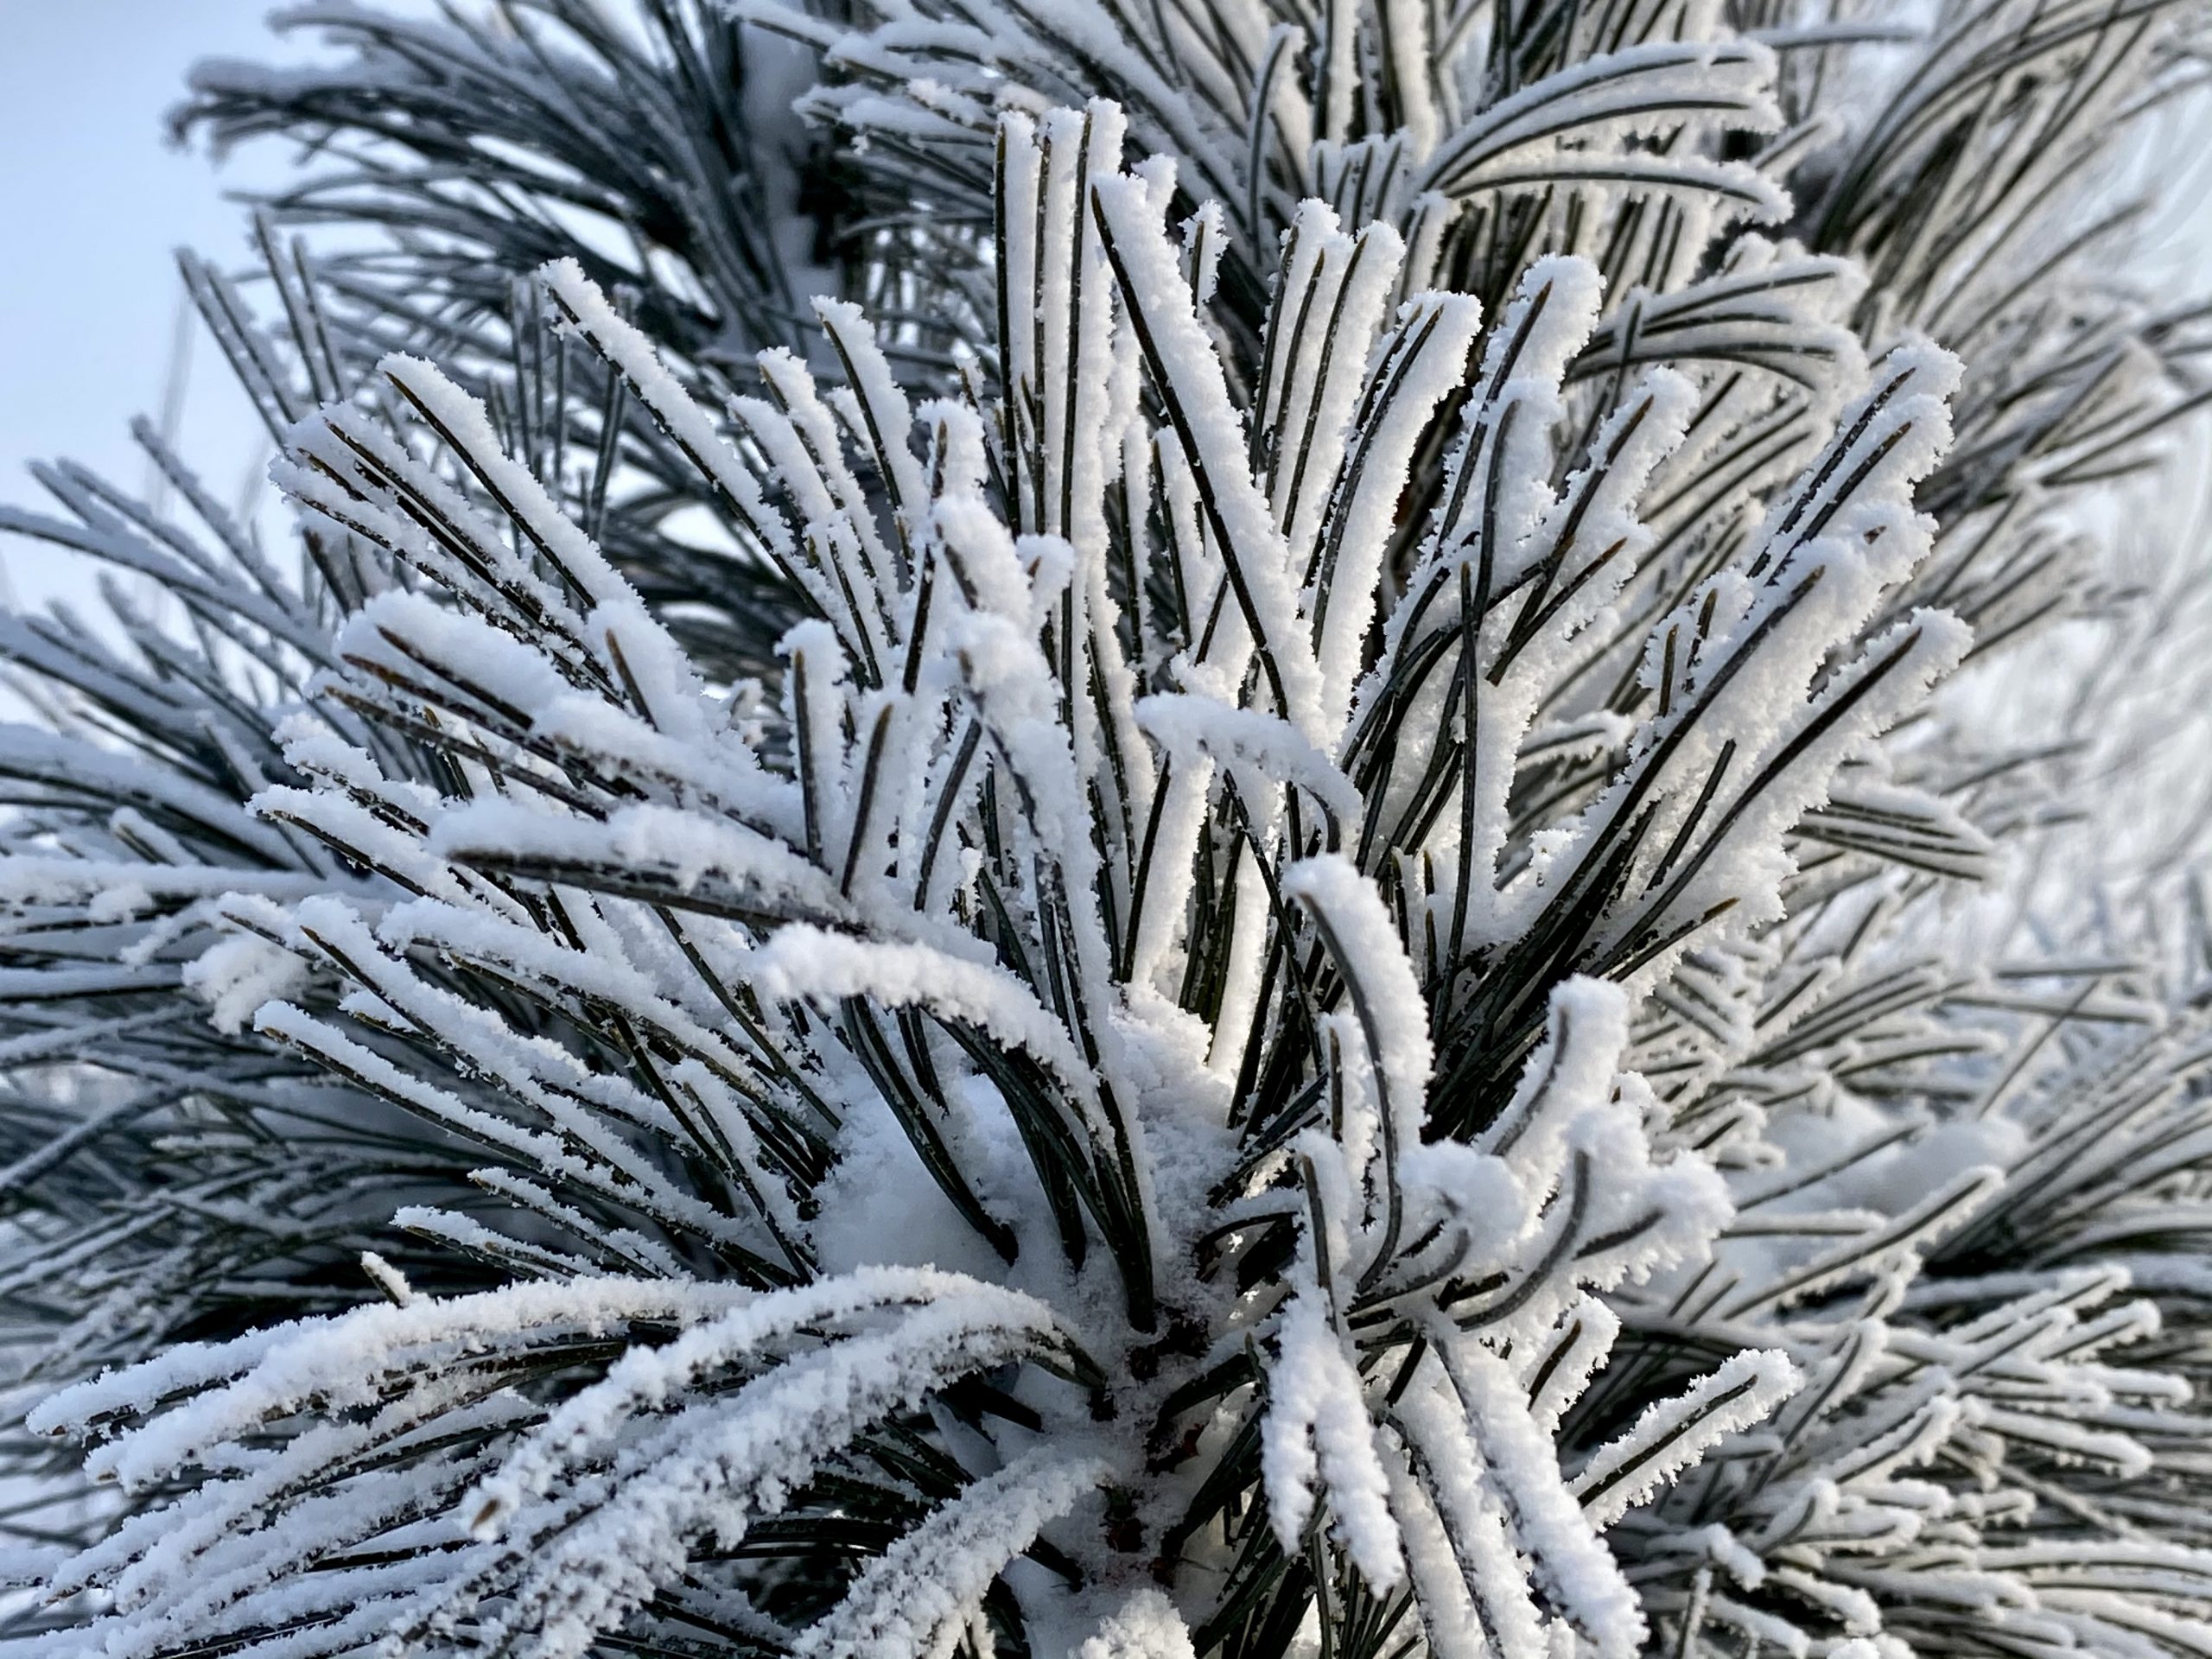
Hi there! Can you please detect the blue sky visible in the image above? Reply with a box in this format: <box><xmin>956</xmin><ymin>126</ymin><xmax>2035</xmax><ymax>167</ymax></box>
<box><xmin>0</xmin><ymin>1</ymin><xmax>286</xmax><ymax>608</ymax></box>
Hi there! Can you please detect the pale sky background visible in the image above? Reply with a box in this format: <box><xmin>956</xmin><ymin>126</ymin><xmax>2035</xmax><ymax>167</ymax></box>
<box><xmin>0</xmin><ymin>1</ymin><xmax>288</xmax><ymax>609</ymax></box>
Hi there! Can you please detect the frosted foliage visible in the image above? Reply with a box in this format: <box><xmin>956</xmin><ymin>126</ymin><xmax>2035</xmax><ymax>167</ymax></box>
<box><xmin>1</xmin><ymin>0</ymin><xmax>2210</xmax><ymax>1655</ymax></box>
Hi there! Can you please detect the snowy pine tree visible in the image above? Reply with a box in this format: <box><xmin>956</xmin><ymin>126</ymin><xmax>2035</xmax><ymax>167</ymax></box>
<box><xmin>3</xmin><ymin>2</ymin><xmax>2212</xmax><ymax>1656</ymax></box>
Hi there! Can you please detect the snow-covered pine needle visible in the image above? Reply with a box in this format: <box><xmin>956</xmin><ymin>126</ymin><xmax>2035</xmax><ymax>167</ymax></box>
<box><xmin>2</xmin><ymin>0</ymin><xmax>2211</xmax><ymax>1654</ymax></box>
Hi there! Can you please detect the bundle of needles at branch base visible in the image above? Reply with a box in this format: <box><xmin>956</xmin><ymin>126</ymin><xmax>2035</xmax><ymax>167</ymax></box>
<box><xmin>2</xmin><ymin>0</ymin><xmax>2212</xmax><ymax>1656</ymax></box>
